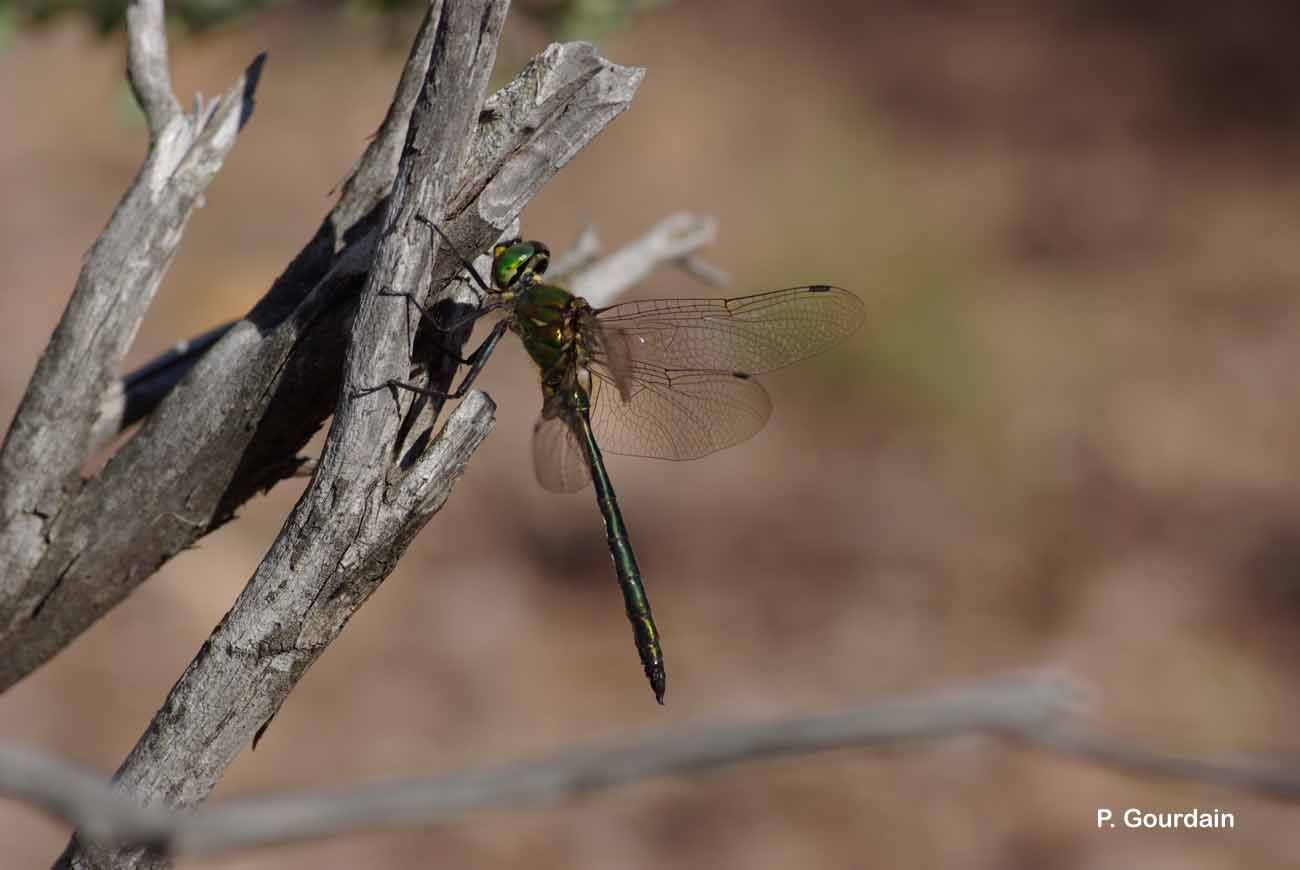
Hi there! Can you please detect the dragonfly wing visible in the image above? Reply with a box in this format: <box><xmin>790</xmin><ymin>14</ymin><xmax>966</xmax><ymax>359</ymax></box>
<box><xmin>578</xmin><ymin>285</ymin><xmax>859</xmax><ymax>461</ymax></box>
<box><xmin>587</xmin><ymin>365</ymin><xmax>773</xmax><ymax>460</ymax></box>
<box><xmin>593</xmin><ymin>285</ymin><xmax>864</xmax><ymax>376</ymax></box>
<box><xmin>533</xmin><ymin>413</ymin><xmax>592</xmax><ymax>493</ymax></box>
<box><xmin>584</xmin><ymin>309</ymin><xmax>636</xmax><ymax>402</ymax></box>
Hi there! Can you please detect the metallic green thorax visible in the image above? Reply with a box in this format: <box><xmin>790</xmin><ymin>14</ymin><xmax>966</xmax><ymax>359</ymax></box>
<box><xmin>493</xmin><ymin>239</ymin><xmax>667</xmax><ymax>702</ymax></box>
<box><xmin>513</xmin><ymin>282</ymin><xmax>579</xmax><ymax>374</ymax></box>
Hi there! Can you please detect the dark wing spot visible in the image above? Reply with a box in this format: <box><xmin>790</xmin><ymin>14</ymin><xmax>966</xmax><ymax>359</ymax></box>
<box><xmin>809</xmin><ymin>284</ymin><xmax>832</xmax><ymax>293</ymax></box>
<box><xmin>732</xmin><ymin>371</ymin><xmax>752</xmax><ymax>380</ymax></box>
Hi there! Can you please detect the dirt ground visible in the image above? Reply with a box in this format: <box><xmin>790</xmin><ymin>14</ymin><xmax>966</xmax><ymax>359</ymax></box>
<box><xmin>2</xmin><ymin>1</ymin><xmax>1299</xmax><ymax>867</ymax></box>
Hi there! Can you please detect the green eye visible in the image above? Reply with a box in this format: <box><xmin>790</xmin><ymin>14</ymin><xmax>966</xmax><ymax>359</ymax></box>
<box><xmin>492</xmin><ymin>241</ymin><xmax>550</xmax><ymax>289</ymax></box>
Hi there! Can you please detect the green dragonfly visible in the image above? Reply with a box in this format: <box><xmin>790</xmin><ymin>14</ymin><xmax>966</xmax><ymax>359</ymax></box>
<box><xmin>389</xmin><ymin>234</ymin><xmax>864</xmax><ymax>703</ymax></box>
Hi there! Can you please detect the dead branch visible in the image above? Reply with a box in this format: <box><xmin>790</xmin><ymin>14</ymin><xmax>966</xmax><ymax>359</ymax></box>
<box><xmin>14</xmin><ymin>674</ymin><xmax>1077</xmax><ymax>856</ymax></box>
<box><xmin>0</xmin><ymin>0</ymin><xmax>263</xmax><ymax>632</ymax></box>
<box><xmin>569</xmin><ymin>211</ymin><xmax>720</xmax><ymax>306</ymax></box>
<box><xmin>49</xmin><ymin>2</ymin><xmax>653</xmax><ymax>868</ymax></box>
<box><xmin>0</xmin><ymin>672</ymin><xmax>1290</xmax><ymax>859</ymax></box>
<box><xmin>93</xmin><ymin>210</ymin><xmax>722</xmax><ymax>444</ymax></box>
<box><xmin>0</xmin><ymin>25</ymin><xmax>643</xmax><ymax>693</ymax></box>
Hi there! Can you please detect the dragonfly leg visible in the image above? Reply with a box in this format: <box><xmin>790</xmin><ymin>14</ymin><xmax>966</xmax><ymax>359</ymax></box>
<box><xmin>371</xmin><ymin>216</ymin><xmax>500</xmax><ymax>344</ymax></box>
<box><xmin>352</xmin><ymin>318</ymin><xmax>510</xmax><ymax>402</ymax></box>
<box><xmin>377</xmin><ymin>286</ymin><xmax>502</xmax><ymax>340</ymax></box>
<box><xmin>416</xmin><ymin>215</ymin><xmax>493</xmax><ymax>293</ymax></box>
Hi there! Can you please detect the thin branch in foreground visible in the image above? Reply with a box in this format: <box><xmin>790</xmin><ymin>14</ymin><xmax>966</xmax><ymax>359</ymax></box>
<box><xmin>7</xmin><ymin>674</ymin><xmax>1075</xmax><ymax>856</ymax></box>
<box><xmin>1022</xmin><ymin>725</ymin><xmax>1300</xmax><ymax>801</ymax></box>
<box><xmin>7</xmin><ymin>671</ymin><xmax>1298</xmax><ymax>858</ymax></box>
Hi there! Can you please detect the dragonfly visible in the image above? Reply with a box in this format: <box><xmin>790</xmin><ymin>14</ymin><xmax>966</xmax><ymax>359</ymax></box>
<box><xmin>382</xmin><ymin>232</ymin><xmax>865</xmax><ymax>703</ymax></box>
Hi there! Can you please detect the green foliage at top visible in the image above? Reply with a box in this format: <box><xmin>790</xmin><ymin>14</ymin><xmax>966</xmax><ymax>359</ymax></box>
<box><xmin>0</xmin><ymin>0</ymin><xmax>663</xmax><ymax>39</ymax></box>
<box><xmin>527</xmin><ymin>0</ymin><xmax>663</xmax><ymax>41</ymax></box>
<box><xmin>1</xmin><ymin>0</ymin><xmax>276</xmax><ymax>33</ymax></box>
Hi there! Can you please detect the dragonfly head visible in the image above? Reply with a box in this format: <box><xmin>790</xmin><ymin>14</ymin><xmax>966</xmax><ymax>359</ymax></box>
<box><xmin>491</xmin><ymin>239</ymin><xmax>550</xmax><ymax>292</ymax></box>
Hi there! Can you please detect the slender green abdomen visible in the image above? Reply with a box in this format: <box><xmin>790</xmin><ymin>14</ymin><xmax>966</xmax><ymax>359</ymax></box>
<box><xmin>572</xmin><ymin>408</ymin><xmax>666</xmax><ymax>703</ymax></box>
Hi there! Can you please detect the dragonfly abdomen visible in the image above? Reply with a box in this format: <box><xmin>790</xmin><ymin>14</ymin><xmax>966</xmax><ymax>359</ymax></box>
<box><xmin>489</xmin><ymin>237</ymin><xmax>863</xmax><ymax>703</ymax></box>
<box><xmin>572</xmin><ymin>408</ymin><xmax>666</xmax><ymax>703</ymax></box>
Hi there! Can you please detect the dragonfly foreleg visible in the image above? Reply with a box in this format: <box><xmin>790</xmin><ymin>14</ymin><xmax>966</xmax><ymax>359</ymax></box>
<box><xmin>352</xmin><ymin>318</ymin><xmax>511</xmax><ymax>402</ymax></box>
<box><xmin>377</xmin><ymin>285</ymin><xmax>502</xmax><ymax>336</ymax></box>
<box><xmin>416</xmin><ymin>215</ymin><xmax>493</xmax><ymax>294</ymax></box>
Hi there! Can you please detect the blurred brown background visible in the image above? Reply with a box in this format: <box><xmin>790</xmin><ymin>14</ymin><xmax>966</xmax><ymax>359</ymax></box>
<box><xmin>3</xmin><ymin>0</ymin><xmax>1300</xmax><ymax>866</ymax></box>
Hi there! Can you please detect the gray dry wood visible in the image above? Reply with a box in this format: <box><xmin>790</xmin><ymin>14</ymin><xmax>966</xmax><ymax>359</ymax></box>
<box><xmin>2</xmin><ymin>671</ymin><xmax>1292</xmax><ymax>858</ymax></box>
<box><xmin>0</xmin><ymin>31</ymin><xmax>643</xmax><ymax>693</ymax></box>
<box><xmin>47</xmin><ymin>3</ymin><xmax>649</xmax><ymax>870</ymax></box>
<box><xmin>0</xmin><ymin>0</ymin><xmax>263</xmax><ymax>638</ymax></box>
<box><xmin>14</xmin><ymin>675</ymin><xmax>1081</xmax><ymax>857</ymax></box>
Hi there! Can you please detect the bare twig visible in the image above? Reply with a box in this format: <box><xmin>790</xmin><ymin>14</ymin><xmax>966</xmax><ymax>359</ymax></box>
<box><xmin>1022</xmin><ymin>725</ymin><xmax>1300</xmax><ymax>799</ymax></box>
<box><xmin>10</xmin><ymin>675</ymin><xmax>1074</xmax><ymax>856</ymax></box>
<box><xmin>0</xmin><ymin>0</ymin><xmax>264</xmax><ymax>629</ymax></box>
<box><xmin>677</xmin><ymin>254</ymin><xmax>731</xmax><ymax>288</ymax></box>
<box><xmin>547</xmin><ymin>224</ymin><xmax>603</xmax><ymax>278</ymax></box>
<box><xmin>569</xmin><ymin>211</ymin><xmax>718</xmax><ymax>306</ymax></box>
<box><xmin>3</xmin><ymin>672</ymin><xmax>1296</xmax><ymax>858</ymax></box>
<box><xmin>124</xmin><ymin>0</ymin><xmax>180</xmax><ymax>137</ymax></box>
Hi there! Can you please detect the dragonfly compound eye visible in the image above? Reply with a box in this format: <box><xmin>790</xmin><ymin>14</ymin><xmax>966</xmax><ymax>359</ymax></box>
<box><xmin>492</xmin><ymin>240</ymin><xmax>550</xmax><ymax>290</ymax></box>
<box><xmin>530</xmin><ymin>242</ymin><xmax>551</xmax><ymax>276</ymax></box>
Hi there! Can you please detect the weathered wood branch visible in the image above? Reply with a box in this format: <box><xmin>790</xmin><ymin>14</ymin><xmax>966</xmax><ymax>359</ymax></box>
<box><xmin>0</xmin><ymin>0</ymin><xmax>263</xmax><ymax>633</ymax></box>
<box><xmin>42</xmin><ymin>4</ymin><xmax>656</xmax><ymax>870</ymax></box>
<box><xmin>91</xmin><ymin>210</ymin><xmax>721</xmax><ymax>445</ymax></box>
<box><xmin>18</xmin><ymin>675</ymin><xmax>1075</xmax><ymax>857</ymax></box>
<box><xmin>61</xmin><ymin>1</ymin><xmax>511</xmax><ymax>866</ymax></box>
<box><xmin>123</xmin><ymin>0</ymin><xmax>180</xmax><ymax>137</ymax></box>
<box><xmin>0</xmin><ymin>26</ymin><xmax>643</xmax><ymax>692</ymax></box>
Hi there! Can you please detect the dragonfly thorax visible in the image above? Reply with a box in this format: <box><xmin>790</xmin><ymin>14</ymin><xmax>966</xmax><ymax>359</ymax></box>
<box><xmin>511</xmin><ymin>281</ymin><xmax>599</xmax><ymax>389</ymax></box>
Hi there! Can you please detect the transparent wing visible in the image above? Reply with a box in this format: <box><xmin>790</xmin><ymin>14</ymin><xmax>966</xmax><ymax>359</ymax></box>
<box><xmin>587</xmin><ymin>366</ymin><xmax>772</xmax><ymax>460</ymax></box>
<box><xmin>533</xmin><ymin>414</ymin><xmax>592</xmax><ymax>493</ymax></box>
<box><xmin>593</xmin><ymin>285</ymin><xmax>864</xmax><ymax>376</ymax></box>
<box><xmin>581</xmin><ymin>285</ymin><xmax>861</xmax><ymax>461</ymax></box>
<box><xmin>587</xmin><ymin>311</ymin><xmax>637</xmax><ymax>402</ymax></box>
